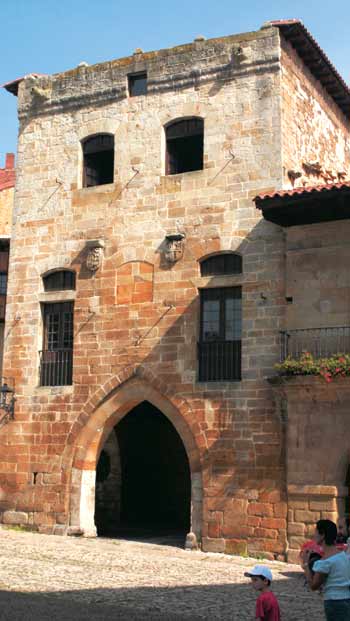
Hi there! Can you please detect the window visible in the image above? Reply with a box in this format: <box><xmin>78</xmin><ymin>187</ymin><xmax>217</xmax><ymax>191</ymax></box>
<box><xmin>166</xmin><ymin>118</ymin><xmax>203</xmax><ymax>175</ymax></box>
<box><xmin>40</xmin><ymin>302</ymin><xmax>73</xmax><ymax>386</ymax></box>
<box><xmin>43</xmin><ymin>270</ymin><xmax>76</xmax><ymax>292</ymax></box>
<box><xmin>82</xmin><ymin>134</ymin><xmax>114</xmax><ymax>188</ymax></box>
<box><xmin>0</xmin><ymin>272</ymin><xmax>7</xmax><ymax>295</ymax></box>
<box><xmin>198</xmin><ymin>287</ymin><xmax>242</xmax><ymax>381</ymax></box>
<box><xmin>200</xmin><ymin>253</ymin><xmax>242</xmax><ymax>277</ymax></box>
<box><xmin>128</xmin><ymin>72</ymin><xmax>147</xmax><ymax>96</ymax></box>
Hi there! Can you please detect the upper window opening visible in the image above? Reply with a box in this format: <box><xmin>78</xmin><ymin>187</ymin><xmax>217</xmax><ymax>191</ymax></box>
<box><xmin>128</xmin><ymin>72</ymin><xmax>147</xmax><ymax>97</ymax></box>
<box><xmin>82</xmin><ymin>134</ymin><xmax>114</xmax><ymax>188</ymax></box>
<box><xmin>43</xmin><ymin>270</ymin><xmax>76</xmax><ymax>292</ymax></box>
<box><xmin>166</xmin><ymin>118</ymin><xmax>204</xmax><ymax>175</ymax></box>
<box><xmin>200</xmin><ymin>253</ymin><xmax>242</xmax><ymax>277</ymax></box>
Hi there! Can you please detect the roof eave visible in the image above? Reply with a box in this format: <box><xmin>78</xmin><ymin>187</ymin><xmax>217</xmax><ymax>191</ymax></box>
<box><xmin>268</xmin><ymin>19</ymin><xmax>350</xmax><ymax>119</ymax></box>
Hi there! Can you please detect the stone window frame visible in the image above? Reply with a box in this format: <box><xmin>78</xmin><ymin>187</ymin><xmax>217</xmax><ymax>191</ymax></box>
<box><xmin>81</xmin><ymin>133</ymin><xmax>115</xmax><ymax>189</ymax></box>
<box><xmin>37</xmin><ymin>268</ymin><xmax>77</xmax><ymax>390</ymax></box>
<box><xmin>163</xmin><ymin>116</ymin><xmax>205</xmax><ymax>176</ymax></box>
<box><xmin>195</xmin><ymin>252</ymin><xmax>244</xmax><ymax>384</ymax></box>
<box><xmin>43</xmin><ymin>269</ymin><xmax>76</xmax><ymax>292</ymax></box>
<box><xmin>127</xmin><ymin>71</ymin><xmax>148</xmax><ymax>97</ymax></box>
<box><xmin>199</xmin><ymin>251</ymin><xmax>243</xmax><ymax>277</ymax></box>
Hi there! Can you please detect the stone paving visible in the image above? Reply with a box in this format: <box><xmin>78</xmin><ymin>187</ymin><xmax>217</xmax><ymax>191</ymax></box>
<box><xmin>0</xmin><ymin>527</ymin><xmax>324</xmax><ymax>620</ymax></box>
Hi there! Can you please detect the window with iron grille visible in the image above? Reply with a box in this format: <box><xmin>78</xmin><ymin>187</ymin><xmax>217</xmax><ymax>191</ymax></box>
<box><xmin>198</xmin><ymin>287</ymin><xmax>242</xmax><ymax>381</ymax></box>
<box><xmin>0</xmin><ymin>272</ymin><xmax>7</xmax><ymax>295</ymax></box>
<box><xmin>43</xmin><ymin>270</ymin><xmax>76</xmax><ymax>292</ymax></box>
<box><xmin>200</xmin><ymin>253</ymin><xmax>242</xmax><ymax>277</ymax></box>
<box><xmin>40</xmin><ymin>302</ymin><xmax>73</xmax><ymax>386</ymax></box>
<box><xmin>82</xmin><ymin>134</ymin><xmax>114</xmax><ymax>188</ymax></box>
<box><xmin>166</xmin><ymin>118</ymin><xmax>204</xmax><ymax>175</ymax></box>
<box><xmin>128</xmin><ymin>72</ymin><xmax>147</xmax><ymax>96</ymax></box>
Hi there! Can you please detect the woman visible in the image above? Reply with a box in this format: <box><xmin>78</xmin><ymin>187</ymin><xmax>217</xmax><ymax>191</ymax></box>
<box><xmin>302</xmin><ymin>519</ymin><xmax>350</xmax><ymax>620</ymax></box>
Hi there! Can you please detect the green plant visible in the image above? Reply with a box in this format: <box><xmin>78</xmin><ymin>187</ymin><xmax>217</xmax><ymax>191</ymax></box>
<box><xmin>276</xmin><ymin>352</ymin><xmax>350</xmax><ymax>383</ymax></box>
<box><xmin>1</xmin><ymin>524</ymin><xmax>30</xmax><ymax>532</ymax></box>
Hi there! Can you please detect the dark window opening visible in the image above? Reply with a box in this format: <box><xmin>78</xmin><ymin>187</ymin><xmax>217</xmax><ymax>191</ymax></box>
<box><xmin>0</xmin><ymin>272</ymin><xmax>7</xmax><ymax>296</ymax></box>
<box><xmin>166</xmin><ymin>118</ymin><xmax>203</xmax><ymax>175</ymax></box>
<box><xmin>200</xmin><ymin>253</ymin><xmax>242</xmax><ymax>277</ymax></box>
<box><xmin>198</xmin><ymin>287</ymin><xmax>242</xmax><ymax>381</ymax></box>
<box><xmin>40</xmin><ymin>301</ymin><xmax>73</xmax><ymax>386</ymax></box>
<box><xmin>128</xmin><ymin>72</ymin><xmax>147</xmax><ymax>97</ymax></box>
<box><xmin>82</xmin><ymin>134</ymin><xmax>114</xmax><ymax>188</ymax></box>
<box><xmin>43</xmin><ymin>270</ymin><xmax>76</xmax><ymax>292</ymax></box>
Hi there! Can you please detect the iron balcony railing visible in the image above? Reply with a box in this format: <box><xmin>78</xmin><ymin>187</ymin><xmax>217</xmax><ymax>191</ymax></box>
<box><xmin>280</xmin><ymin>326</ymin><xmax>350</xmax><ymax>361</ymax></box>
<box><xmin>39</xmin><ymin>349</ymin><xmax>73</xmax><ymax>386</ymax></box>
<box><xmin>198</xmin><ymin>340</ymin><xmax>241</xmax><ymax>381</ymax></box>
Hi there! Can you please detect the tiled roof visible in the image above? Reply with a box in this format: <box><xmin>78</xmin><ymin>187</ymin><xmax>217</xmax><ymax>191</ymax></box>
<box><xmin>0</xmin><ymin>180</ymin><xmax>15</xmax><ymax>192</ymax></box>
<box><xmin>255</xmin><ymin>182</ymin><xmax>350</xmax><ymax>203</ymax></box>
<box><xmin>268</xmin><ymin>19</ymin><xmax>350</xmax><ymax>117</ymax></box>
<box><xmin>1</xmin><ymin>74</ymin><xmax>46</xmax><ymax>96</ymax></box>
<box><xmin>254</xmin><ymin>182</ymin><xmax>350</xmax><ymax>227</ymax></box>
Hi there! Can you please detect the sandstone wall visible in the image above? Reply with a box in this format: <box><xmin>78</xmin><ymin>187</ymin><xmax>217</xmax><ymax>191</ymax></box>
<box><xmin>270</xmin><ymin>376</ymin><xmax>350</xmax><ymax>562</ymax></box>
<box><xmin>286</xmin><ymin>220</ymin><xmax>350</xmax><ymax>329</ymax></box>
<box><xmin>0</xmin><ymin>187</ymin><xmax>13</xmax><ymax>237</ymax></box>
<box><xmin>280</xmin><ymin>37</ymin><xmax>350</xmax><ymax>188</ymax></box>
<box><xmin>1</xmin><ymin>27</ymin><xmax>288</xmax><ymax>557</ymax></box>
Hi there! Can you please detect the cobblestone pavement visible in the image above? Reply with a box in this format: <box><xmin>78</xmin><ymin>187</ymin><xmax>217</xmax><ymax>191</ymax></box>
<box><xmin>0</xmin><ymin>528</ymin><xmax>324</xmax><ymax>620</ymax></box>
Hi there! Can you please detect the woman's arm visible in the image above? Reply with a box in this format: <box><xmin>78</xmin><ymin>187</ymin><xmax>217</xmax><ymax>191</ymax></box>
<box><xmin>302</xmin><ymin>565</ymin><xmax>327</xmax><ymax>591</ymax></box>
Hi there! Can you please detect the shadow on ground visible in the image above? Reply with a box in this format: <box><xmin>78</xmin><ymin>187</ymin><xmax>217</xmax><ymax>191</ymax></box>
<box><xmin>0</xmin><ymin>579</ymin><xmax>324</xmax><ymax>621</ymax></box>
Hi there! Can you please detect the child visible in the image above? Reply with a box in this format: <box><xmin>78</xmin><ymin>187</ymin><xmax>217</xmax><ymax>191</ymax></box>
<box><xmin>244</xmin><ymin>565</ymin><xmax>281</xmax><ymax>621</ymax></box>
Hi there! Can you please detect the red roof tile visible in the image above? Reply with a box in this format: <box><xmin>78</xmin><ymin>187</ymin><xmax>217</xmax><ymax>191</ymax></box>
<box><xmin>1</xmin><ymin>74</ymin><xmax>47</xmax><ymax>96</ymax></box>
<box><xmin>255</xmin><ymin>182</ymin><xmax>350</xmax><ymax>203</ymax></box>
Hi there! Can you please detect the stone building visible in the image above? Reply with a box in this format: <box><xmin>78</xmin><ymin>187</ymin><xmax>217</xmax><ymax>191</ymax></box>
<box><xmin>0</xmin><ymin>153</ymin><xmax>14</xmax><ymax>375</ymax></box>
<box><xmin>1</xmin><ymin>19</ymin><xmax>350</xmax><ymax>561</ymax></box>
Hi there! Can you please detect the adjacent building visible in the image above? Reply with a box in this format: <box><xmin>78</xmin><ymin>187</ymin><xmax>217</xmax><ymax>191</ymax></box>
<box><xmin>1</xmin><ymin>19</ymin><xmax>350</xmax><ymax>561</ymax></box>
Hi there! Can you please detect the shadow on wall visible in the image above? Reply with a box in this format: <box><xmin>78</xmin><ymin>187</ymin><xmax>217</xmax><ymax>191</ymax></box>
<box><xmin>82</xmin><ymin>218</ymin><xmax>286</xmax><ymax>551</ymax></box>
<box><xmin>0</xmin><ymin>578</ymin><xmax>323</xmax><ymax>621</ymax></box>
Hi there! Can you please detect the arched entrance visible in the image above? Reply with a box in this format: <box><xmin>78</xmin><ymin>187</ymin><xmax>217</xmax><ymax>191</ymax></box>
<box><xmin>95</xmin><ymin>401</ymin><xmax>191</xmax><ymax>538</ymax></box>
<box><xmin>68</xmin><ymin>377</ymin><xmax>202</xmax><ymax>544</ymax></box>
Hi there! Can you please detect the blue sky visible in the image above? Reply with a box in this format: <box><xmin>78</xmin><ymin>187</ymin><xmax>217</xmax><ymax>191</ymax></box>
<box><xmin>1</xmin><ymin>0</ymin><xmax>349</xmax><ymax>163</ymax></box>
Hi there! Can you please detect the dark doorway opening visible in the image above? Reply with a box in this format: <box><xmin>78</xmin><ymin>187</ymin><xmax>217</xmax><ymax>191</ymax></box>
<box><xmin>95</xmin><ymin>401</ymin><xmax>191</xmax><ymax>541</ymax></box>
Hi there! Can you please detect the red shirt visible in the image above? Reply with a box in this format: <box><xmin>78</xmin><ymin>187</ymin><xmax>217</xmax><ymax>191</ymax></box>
<box><xmin>256</xmin><ymin>591</ymin><xmax>281</xmax><ymax>621</ymax></box>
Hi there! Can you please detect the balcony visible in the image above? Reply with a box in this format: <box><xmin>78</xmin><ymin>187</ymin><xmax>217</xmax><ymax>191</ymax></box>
<box><xmin>39</xmin><ymin>349</ymin><xmax>73</xmax><ymax>386</ymax></box>
<box><xmin>198</xmin><ymin>341</ymin><xmax>241</xmax><ymax>381</ymax></box>
<box><xmin>280</xmin><ymin>327</ymin><xmax>350</xmax><ymax>361</ymax></box>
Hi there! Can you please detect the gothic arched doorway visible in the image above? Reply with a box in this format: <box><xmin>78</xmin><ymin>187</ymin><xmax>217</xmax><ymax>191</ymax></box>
<box><xmin>94</xmin><ymin>401</ymin><xmax>191</xmax><ymax>539</ymax></box>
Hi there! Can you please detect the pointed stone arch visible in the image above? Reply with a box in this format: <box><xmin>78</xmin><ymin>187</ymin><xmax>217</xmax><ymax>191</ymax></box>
<box><xmin>67</xmin><ymin>373</ymin><xmax>203</xmax><ymax>542</ymax></box>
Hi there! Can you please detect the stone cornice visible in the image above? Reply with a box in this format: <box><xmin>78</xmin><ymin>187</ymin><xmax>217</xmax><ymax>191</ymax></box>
<box><xmin>18</xmin><ymin>56</ymin><xmax>280</xmax><ymax>121</ymax></box>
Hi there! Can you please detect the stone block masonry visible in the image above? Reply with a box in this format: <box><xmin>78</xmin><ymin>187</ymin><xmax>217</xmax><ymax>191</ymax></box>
<box><xmin>1</xmin><ymin>21</ymin><xmax>349</xmax><ymax>559</ymax></box>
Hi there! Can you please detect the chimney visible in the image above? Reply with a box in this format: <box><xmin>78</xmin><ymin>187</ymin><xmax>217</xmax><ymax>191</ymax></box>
<box><xmin>0</xmin><ymin>152</ymin><xmax>16</xmax><ymax>189</ymax></box>
<box><xmin>5</xmin><ymin>153</ymin><xmax>15</xmax><ymax>170</ymax></box>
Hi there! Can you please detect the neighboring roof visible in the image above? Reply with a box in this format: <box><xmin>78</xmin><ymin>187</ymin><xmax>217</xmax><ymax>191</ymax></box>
<box><xmin>256</xmin><ymin>182</ymin><xmax>350</xmax><ymax>203</ymax></box>
<box><xmin>268</xmin><ymin>19</ymin><xmax>350</xmax><ymax>118</ymax></box>
<box><xmin>1</xmin><ymin>74</ymin><xmax>46</xmax><ymax>96</ymax></box>
<box><xmin>0</xmin><ymin>180</ymin><xmax>15</xmax><ymax>191</ymax></box>
<box><xmin>255</xmin><ymin>182</ymin><xmax>350</xmax><ymax>227</ymax></box>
